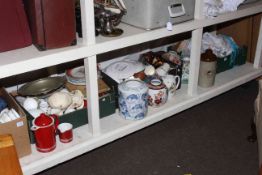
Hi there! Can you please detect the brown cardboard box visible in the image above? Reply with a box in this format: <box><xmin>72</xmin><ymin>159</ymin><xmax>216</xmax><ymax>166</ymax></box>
<box><xmin>0</xmin><ymin>87</ymin><xmax>31</xmax><ymax>158</ymax></box>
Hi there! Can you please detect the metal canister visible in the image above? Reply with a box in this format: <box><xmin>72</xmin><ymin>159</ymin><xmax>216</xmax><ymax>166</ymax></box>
<box><xmin>198</xmin><ymin>49</ymin><xmax>217</xmax><ymax>88</ymax></box>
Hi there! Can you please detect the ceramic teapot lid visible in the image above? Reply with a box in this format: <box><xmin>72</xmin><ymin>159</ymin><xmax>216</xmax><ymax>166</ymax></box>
<box><xmin>118</xmin><ymin>79</ymin><xmax>148</xmax><ymax>93</ymax></box>
<box><xmin>34</xmin><ymin>113</ymin><xmax>53</xmax><ymax>127</ymax></box>
<box><xmin>147</xmin><ymin>78</ymin><xmax>166</xmax><ymax>90</ymax></box>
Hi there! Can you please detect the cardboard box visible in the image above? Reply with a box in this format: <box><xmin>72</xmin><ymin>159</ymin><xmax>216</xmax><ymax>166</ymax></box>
<box><xmin>0</xmin><ymin>87</ymin><xmax>31</xmax><ymax>158</ymax></box>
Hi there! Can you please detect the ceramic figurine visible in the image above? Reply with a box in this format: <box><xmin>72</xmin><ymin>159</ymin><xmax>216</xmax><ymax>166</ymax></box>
<box><xmin>70</xmin><ymin>90</ymin><xmax>84</xmax><ymax>109</ymax></box>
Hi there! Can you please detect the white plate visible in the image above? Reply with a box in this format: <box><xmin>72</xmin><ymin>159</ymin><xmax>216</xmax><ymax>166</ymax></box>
<box><xmin>103</xmin><ymin>61</ymin><xmax>145</xmax><ymax>83</ymax></box>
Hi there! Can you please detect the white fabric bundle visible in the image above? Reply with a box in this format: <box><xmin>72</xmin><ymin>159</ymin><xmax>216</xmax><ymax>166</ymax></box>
<box><xmin>201</xmin><ymin>32</ymin><xmax>232</xmax><ymax>57</ymax></box>
<box><xmin>203</xmin><ymin>0</ymin><xmax>245</xmax><ymax>17</ymax></box>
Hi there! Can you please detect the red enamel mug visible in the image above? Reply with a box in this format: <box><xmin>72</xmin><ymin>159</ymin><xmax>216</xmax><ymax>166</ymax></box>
<box><xmin>58</xmin><ymin>123</ymin><xmax>73</xmax><ymax>143</ymax></box>
<box><xmin>31</xmin><ymin>113</ymin><xmax>59</xmax><ymax>153</ymax></box>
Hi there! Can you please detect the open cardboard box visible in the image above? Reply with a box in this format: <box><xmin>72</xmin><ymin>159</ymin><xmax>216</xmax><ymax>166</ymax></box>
<box><xmin>0</xmin><ymin>87</ymin><xmax>31</xmax><ymax>158</ymax></box>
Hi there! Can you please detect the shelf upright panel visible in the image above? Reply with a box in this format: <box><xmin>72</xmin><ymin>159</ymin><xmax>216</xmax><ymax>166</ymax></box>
<box><xmin>84</xmin><ymin>56</ymin><xmax>101</xmax><ymax>136</ymax></box>
<box><xmin>254</xmin><ymin>17</ymin><xmax>262</xmax><ymax>69</ymax></box>
<box><xmin>81</xmin><ymin>0</ymin><xmax>100</xmax><ymax>136</ymax></box>
<box><xmin>194</xmin><ymin>0</ymin><xmax>204</xmax><ymax>19</ymax></box>
<box><xmin>188</xmin><ymin>0</ymin><xmax>204</xmax><ymax>96</ymax></box>
<box><xmin>80</xmin><ymin>0</ymin><xmax>96</xmax><ymax>45</ymax></box>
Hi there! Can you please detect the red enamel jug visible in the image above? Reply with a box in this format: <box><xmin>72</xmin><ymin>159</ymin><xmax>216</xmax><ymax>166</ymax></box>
<box><xmin>31</xmin><ymin>113</ymin><xmax>59</xmax><ymax>153</ymax></box>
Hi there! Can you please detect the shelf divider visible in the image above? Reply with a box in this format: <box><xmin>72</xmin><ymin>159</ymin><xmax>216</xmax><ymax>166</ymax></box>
<box><xmin>188</xmin><ymin>28</ymin><xmax>203</xmax><ymax>96</ymax></box>
<box><xmin>194</xmin><ymin>0</ymin><xmax>204</xmax><ymax>20</ymax></box>
<box><xmin>254</xmin><ymin>17</ymin><xmax>262</xmax><ymax>69</ymax></box>
<box><xmin>84</xmin><ymin>56</ymin><xmax>101</xmax><ymax>136</ymax></box>
<box><xmin>80</xmin><ymin>0</ymin><xmax>96</xmax><ymax>45</ymax></box>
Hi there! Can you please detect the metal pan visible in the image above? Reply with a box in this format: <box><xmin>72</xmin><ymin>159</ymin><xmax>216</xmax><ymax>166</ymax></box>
<box><xmin>18</xmin><ymin>77</ymin><xmax>66</xmax><ymax>97</ymax></box>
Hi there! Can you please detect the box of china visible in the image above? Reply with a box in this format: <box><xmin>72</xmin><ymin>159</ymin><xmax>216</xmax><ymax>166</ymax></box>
<box><xmin>12</xmin><ymin>78</ymin><xmax>116</xmax><ymax>144</ymax></box>
<box><xmin>0</xmin><ymin>87</ymin><xmax>31</xmax><ymax>157</ymax></box>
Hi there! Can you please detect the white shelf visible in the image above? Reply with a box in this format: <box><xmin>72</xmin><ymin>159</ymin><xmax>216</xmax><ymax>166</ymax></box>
<box><xmin>0</xmin><ymin>0</ymin><xmax>260</xmax><ymax>174</ymax></box>
<box><xmin>0</xmin><ymin>39</ymin><xmax>87</xmax><ymax>79</ymax></box>
<box><xmin>20</xmin><ymin>63</ymin><xmax>262</xmax><ymax>175</ymax></box>
<box><xmin>94</xmin><ymin>20</ymin><xmax>202</xmax><ymax>54</ymax></box>
<box><xmin>94</xmin><ymin>1</ymin><xmax>262</xmax><ymax>55</ymax></box>
<box><xmin>200</xmin><ymin>1</ymin><xmax>262</xmax><ymax>28</ymax></box>
<box><xmin>0</xmin><ymin>2</ymin><xmax>262</xmax><ymax>79</ymax></box>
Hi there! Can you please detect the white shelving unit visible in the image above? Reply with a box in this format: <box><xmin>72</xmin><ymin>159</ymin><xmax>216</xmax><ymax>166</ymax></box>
<box><xmin>0</xmin><ymin>0</ymin><xmax>262</xmax><ymax>174</ymax></box>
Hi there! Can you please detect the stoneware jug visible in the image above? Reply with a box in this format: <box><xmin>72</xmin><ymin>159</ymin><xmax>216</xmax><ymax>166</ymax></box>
<box><xmin>118</xmin><ymin>79</ymin><xmax>148</xmax><ymax>120</ymax></box>
<box><xmin>147</xmin><ymin>78</ymin><xmax>168</xmax><ymax>107</ymax></box>
<box><xmin>198</xmin><ymin>49</ymin><xmax>217</xmax><ymax>88</ymax></box>
<box><xmin>31</xmin><ymin>113</ymin><xmax>59</xmax><ymax>153</ymax></box>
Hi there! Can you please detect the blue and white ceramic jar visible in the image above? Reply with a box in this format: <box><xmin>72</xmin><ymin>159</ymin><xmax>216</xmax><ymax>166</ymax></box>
<box><xmin>118</xmin><ymin>79</ymin><xmax>148</xmax><ymax>120</ymax></box>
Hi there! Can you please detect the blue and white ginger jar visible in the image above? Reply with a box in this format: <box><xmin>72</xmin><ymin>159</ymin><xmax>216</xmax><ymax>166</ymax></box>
<box><xmin>118</xmin><ymin>79</ymin><xmax>148</xmax><ymax>120</ymax></box>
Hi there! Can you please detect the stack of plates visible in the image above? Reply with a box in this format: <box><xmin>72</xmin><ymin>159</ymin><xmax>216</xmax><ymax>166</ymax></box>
<box><xmin>65</xmin><ymin>66</ymin><xmax>111</xmax><ymax>95</ymax></box>
<box><xmin>103</xmin><ymin>61</ymin><xmax>145</xmax><ymax>83</ymax></box>
<box><xmin>66</xmin><ymin>66</ymin><xmax>86</xmax><ymax>85</ymax></box>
